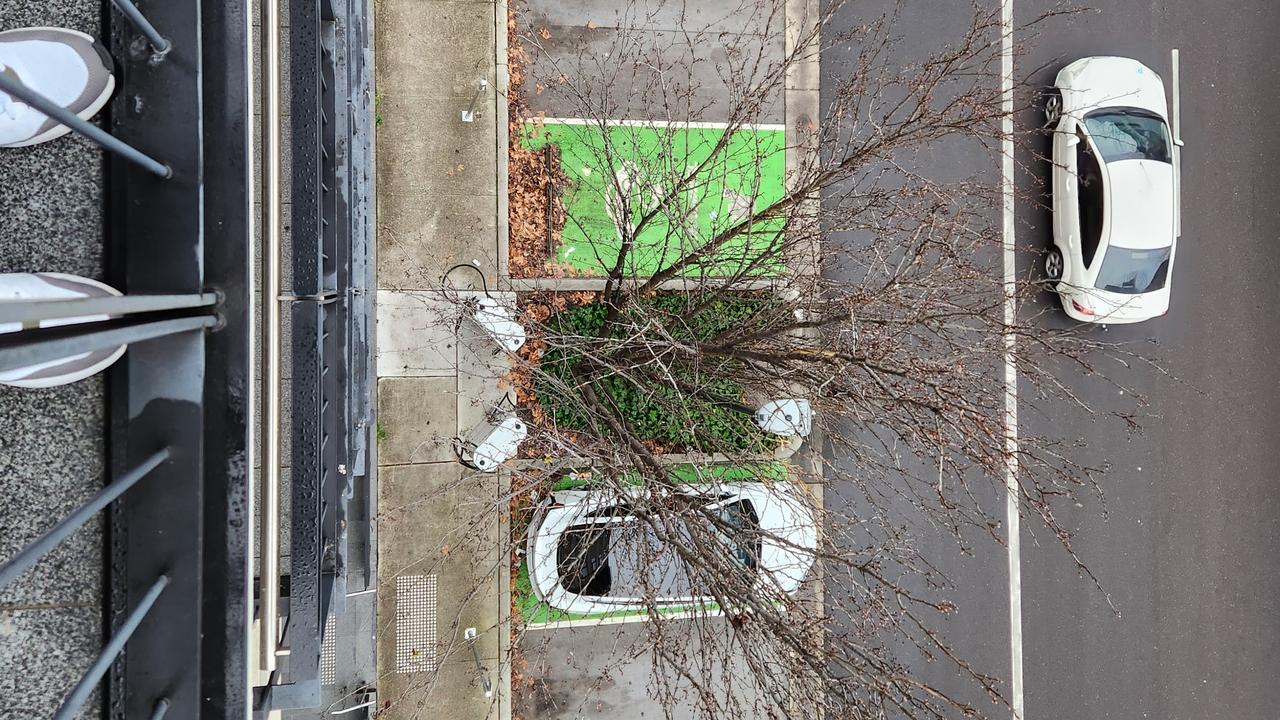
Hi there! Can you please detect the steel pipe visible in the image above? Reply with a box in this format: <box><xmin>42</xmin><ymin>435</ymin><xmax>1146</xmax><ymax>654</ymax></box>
<box><xmin>53</xmin><ymin>575</ymin><xmax>171</xmax><ymax>720</ymax></box>
<box><xmin>258</xmin><ymin>0</ymin><xmax>284</xmax><ymax>676</ymax></box>
<box><xmin>148</xmin><ymin>698</ymin><xmax>171</xmax><ymax>720</ymax></box>
<box><xmin>110</xmin><ymin>0</ymin><xmax>172</xmax><ymax>54</ymax></box>
<box><xmin>0</xmin><ymin>448</ymin><xmax>171</xmax><ymax>589</ymax></box>
<box><xmin>0</xmin><ymin>72</ymin><xmax>171</xmax><ymax>178</ymax></box>
<box><xmin>0</xmin><ymin>315</ymin><xmax>216</xmax><ymax>374</ymax></box>
<box><xmin>0</xmin><ymin>292</ymin><xmax>217</xmax><ymax>325</ymax></box>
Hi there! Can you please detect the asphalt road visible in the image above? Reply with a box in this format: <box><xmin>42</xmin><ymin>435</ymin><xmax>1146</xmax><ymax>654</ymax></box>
<box><xmin>824</xmin><ymin>1</ymin><xmax>1280</xmax><ymax>718</ymax></box>
<box><xmin>1015</xmin><ymin>1</ymin><xmax>1280</xmax><ymax>718</ymax></box>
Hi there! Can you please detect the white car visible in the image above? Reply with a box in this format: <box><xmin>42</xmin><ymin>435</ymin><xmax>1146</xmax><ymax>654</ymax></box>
<box><xmin>526</xmin><ymin>482</ymin><xmax>817</xmax><ymax>616</ymax></box>
<box><xmin>1044</xmin><ymin>56</ymin><xmax>1182</xmax><ymax>324</ymax></box>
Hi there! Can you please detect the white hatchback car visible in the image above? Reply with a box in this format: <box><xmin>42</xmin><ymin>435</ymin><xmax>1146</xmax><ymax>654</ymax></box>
<box><xmin>526</xmin><ymin>482</ymin><xmax>817</xmax><ymax>616</ymax></box>
<box><xmin>1044</xmin><ymin>56</ymin><xmax>1182</xmax><ymax>324</ymax></box>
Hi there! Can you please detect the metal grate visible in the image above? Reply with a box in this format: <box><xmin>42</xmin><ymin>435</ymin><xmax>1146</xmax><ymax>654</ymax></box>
<box><xmin>394</xmin><ymin>575</ymin><xmax>438</xmax><ymax>674</ymax></box>
<box><xmin>320</xmin><ymin>613</ymin><xmax>338</xmax><ymax>685</ymax></box>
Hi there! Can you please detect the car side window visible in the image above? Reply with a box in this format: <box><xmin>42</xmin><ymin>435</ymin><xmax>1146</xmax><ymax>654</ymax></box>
<box><xmin>1076</xmin><ymin>128</ymin><xmax>1104</xmax><ymax>268</ymax></box>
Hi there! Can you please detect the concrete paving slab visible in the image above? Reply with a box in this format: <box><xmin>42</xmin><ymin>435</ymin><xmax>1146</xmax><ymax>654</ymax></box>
<box><xmin>376</xmin><ymin>0</ymin><xmax>496</xmax><ymax>100</ymax></box>
<box><xmin>0</xmin><ymin>6</ymin><xmax>106</xmax><ymax>717</ymax></box>
<box><xmin>377</xmin><ymin>659</ymin><xmax>500</xmax><ymax>720</ymax></box>
<box><xmin>0</xmin><ymin>135</ymin><xmax>104</xmax><ymax>280</ymax></box>
<box><xmin>375</xmin><ymin>96</ymin><xmax>497</xmax><ymax>198</ymax></box>
<box><xmin>520</xmin><ymin>0</ymin><xmax>781</xmax><ymax>37</ymax></box>
<box><xmin>516</xmin><ymin>619</ymin><xmax>776</xmax><ymax>720</ymax></box>
<box><xmin>378</xmin><ymin>377</ymin><xmax>459</xmax><ymax>464</ymax></box>
<box><xmin>0</xmin><ymin>382</ymin><xmax>105</xmax><ymax>608</ymax></box>
<box><xmin>376</xmin><ymin>289</ymin><xmax>462</xmax><ymax>377</ymax></box>
<box><xmin>378</xmin><ymin>191</ymin><xmax>499</xmax><ymax>291</ymax></box>
<box><xmin>520</xmin><ymin>27</ymin><xmax>783</xmax><ymax>123</ymax></box>
<box><xmin>378</xmin><ymin>463</ymin><xmax>502</xmax><ymax>662</ymax></box>
<box><xmin>0</xmin><ymin>606</ymin><xmax>102</xmax><ymax>720</ymax></box>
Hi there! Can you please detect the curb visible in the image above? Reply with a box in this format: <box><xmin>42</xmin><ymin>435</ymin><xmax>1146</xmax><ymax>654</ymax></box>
<box><xmin>495</xmin><ymin>0</ymin><xmax>511</xmax><ymax>284</ymax></box>
<box><xmin>509</xmin><ymin>434</ymin><xmax>802</xmax><ymax>473</ymax></box>
<box><xmin>522</xmin><ymin>605</ymin><xmax>723</xmax><ymax>631</ymax></box>
<box><xmin>495</xmin><ymin>4</ymin><xmax>513</xmax><ymax>720</ymax></box>
<box><xmin>498</xmin><ymin>467</ymin><xmax>514</xmax><ymax>720</ymax></box>
<box><xmin>783</xmin><ymin>0</ymin><xmax>824</xmax><ymax>714</ymax></box>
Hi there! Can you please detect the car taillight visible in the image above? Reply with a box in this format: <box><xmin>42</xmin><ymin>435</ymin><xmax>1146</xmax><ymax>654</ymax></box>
<box><xmin>1071</xmin><ymin>299</ymin><xmax>1095</xmax><ymax>316</ymax></box>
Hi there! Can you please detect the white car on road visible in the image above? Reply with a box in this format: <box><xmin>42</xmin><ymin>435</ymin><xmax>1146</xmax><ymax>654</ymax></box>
<box><xmin>526</xmin><ymin>482</ymin><xmax>817</xmax><ymax>616</ymax></box>
<box><xmin>1044</xmin><ymin>56</ymin><xmax>1182</xmax><ymax>324</ymax></box>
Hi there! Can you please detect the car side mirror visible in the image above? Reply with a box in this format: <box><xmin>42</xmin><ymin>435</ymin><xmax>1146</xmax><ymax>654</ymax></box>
<box><xmin>1066</xmin><ymin>134</ymin><xmax>1080</xmax><ymax>147</ymax></box>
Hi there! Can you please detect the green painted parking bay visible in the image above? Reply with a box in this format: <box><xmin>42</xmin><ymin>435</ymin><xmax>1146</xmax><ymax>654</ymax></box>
<box><xmin>520</xmin><ymin>119</ymin><xmax>787</xmax><ymax>277</ymax></box>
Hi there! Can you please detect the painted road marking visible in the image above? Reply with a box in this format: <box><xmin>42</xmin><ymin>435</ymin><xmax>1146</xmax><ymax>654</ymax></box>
<box><xmin>999</xmin><ymin>0</ymin><xmax>1024</xmax><ymax>718</ymax></box>
<box><xmin>538</xmin><ymin>116</ymin><xmax>787</xmax><ymax>132</ymax></box>
<box><xmin>520</xmin><ymin>120</ymin><xmax>787</xmax><ymax>275</ymax></box>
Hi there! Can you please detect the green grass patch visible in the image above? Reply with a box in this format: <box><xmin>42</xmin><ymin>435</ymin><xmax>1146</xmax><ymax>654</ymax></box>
<box><xmin>550</xmin><ymin>461</ymin><xmax>788</xmax><ymax>491</ymax></box>
<box><xmin>520</xmin><ymin>121</ymin><xmax>786</xmax><ymax>277</ymax></box>
<box><xmin>536</xmin><ymin>295</ymin><xmax>780</xmax><ymax>453</ymax></box>
<box><xmin>514</xmin><ymin>557</ymin><xmax>722</xmax><ymax>625</ymax></box>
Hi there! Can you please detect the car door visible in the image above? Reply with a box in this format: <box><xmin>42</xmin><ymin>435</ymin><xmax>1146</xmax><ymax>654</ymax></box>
<box><xmin>1053</xmin><ymin>118</ymin><xmax>1085</xmax><ymax>284</ymax></box>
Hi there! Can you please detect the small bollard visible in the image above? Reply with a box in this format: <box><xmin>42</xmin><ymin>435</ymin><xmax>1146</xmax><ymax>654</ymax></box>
<box><xmin>464</xmin><ymin>627</ymin><xmax>494</xmax><ymax>699</ymax></box>
<box><xmin>461</xmin><ymin>79</ymin><xmax>489</xmax><ymax>123</ymax></box>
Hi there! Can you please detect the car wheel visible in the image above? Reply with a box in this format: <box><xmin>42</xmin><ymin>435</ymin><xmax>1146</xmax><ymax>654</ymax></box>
<box><xmin>1044</xmin><ymin>247</ymin><xmax>1064</xmax><ymax>282</ymax></box>
<box><xmin>1043</xmin><ymin>88</ymin><xmax>1062</xmax><ymax>128</ymax></box>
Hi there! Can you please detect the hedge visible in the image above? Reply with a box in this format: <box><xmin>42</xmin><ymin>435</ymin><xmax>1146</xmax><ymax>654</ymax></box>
<box><xmin>535</xmin><ymin>295</ymin><xmax>774</xmax><ymax>452</ymax></box>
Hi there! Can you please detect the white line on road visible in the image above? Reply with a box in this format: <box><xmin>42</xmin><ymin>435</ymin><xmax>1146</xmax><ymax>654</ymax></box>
<box><xmin>999</xmin><ymin>0</ymin><xmax>1025</xmax><ymax>719</ymax></box>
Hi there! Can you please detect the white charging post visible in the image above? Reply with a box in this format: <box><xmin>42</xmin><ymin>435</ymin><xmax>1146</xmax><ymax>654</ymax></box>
<box><xmin>473</xmin><ymin>296</ymin><xmax>526</xmax><ymax>353</ymax></box>
<box><xmin>458</xmin><ymin>416</ymin><xmax>527</xmax><ymax>472</ymax></box>
<box><xmin>754</xmin><ymin>399</ymin><xmax>813</xmax><ymax>437</ymax></box>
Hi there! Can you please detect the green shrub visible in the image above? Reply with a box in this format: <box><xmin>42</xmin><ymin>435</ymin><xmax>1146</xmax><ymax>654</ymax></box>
<box><xmin>535</xmin><ymin>296</ymin><xmax>775</xmax><ymax>452</ymax></box>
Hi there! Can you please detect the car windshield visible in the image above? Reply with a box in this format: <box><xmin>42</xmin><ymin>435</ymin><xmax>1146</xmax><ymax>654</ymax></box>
<box><xmin>556</xmin><ymin>524</ymin><xmax>613</xmax><ymax>596</ymax></box>
<box><xmin>715</xmin><ymin>499</ymin><xmax>761</xmax><ymax>571</ymax></box>
<box><xmin>557</xmin><ymin>496</ymin><xmax>763</xmax><ymax>600</ymax></box>
<box><xmin>1083</xmin><ymin>109</ymin><xmax>1172</xmax><ymax>163</ymax></box>
<box><xmin>1094</xmin><ymin>245</ymin><xmax>1172</xmax><ymax>294</ymax></box>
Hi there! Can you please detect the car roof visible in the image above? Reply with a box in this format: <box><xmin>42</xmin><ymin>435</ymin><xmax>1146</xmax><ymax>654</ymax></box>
<box><xmin>1103</xmin><ymin>159</ymin><xmax>1175</xmax><ymax>251</ymax></box>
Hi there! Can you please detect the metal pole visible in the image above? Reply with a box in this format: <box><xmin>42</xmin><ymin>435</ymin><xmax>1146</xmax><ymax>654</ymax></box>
<box><xmin>110</xmin><ymin>0</ymin><xmax>172</xmax><ymax>54</ymax></box>
<box><xmin>0</xmin><ymin>449</ymin><xmax>170</xmax><ymax>589</ymax></box>
<box><xmin>0</xmin><ymin>72</ymin><xmax>171</xmax><ymax>178</ymax></box>
<box><xmin>148</xmin><ymin>698</ymin><xmax>171</xmax><ymax>720</ymax></box>
<box><xmin>0</xmin><ymin>315</ymin><xmax>216</xmax><ymax>373</ymax></box>
<box><xmin>464</xmin><ymin>628</ymin><xmax>493</xmax><ymax>698</ymax></box>
<box><xmin>0</xmin><ymin>292</ymin><xmax>218</xmax><ymax>325</ymax></box>
<box><xmin>53</xmin><ymin>575</ymin><xmax>170</xmax><ymax>720</ymax></box>
<box><xmin>243</xmin><ymin>0</ymin><xmax>262</xmax><ymax>686</ymax></box>
<box><xmin>461</xmin><ymin>79</ymin><xmax>489</xmax><ymax>123</ymax></box>
<box><xmin>259</xmin><ymin>0</ymin><xmax>284</xmax><ymax>675</ymax></box>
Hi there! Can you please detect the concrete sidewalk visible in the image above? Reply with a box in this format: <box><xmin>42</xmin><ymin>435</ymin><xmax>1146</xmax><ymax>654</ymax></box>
<box><xmin>371</xmin><ymin>0</ymin><xmax>821</xmax><ymax>716</ymax></box>
<box><xmin>373</xmin><ymin>0</ymin><xmax>512</xmax><ymax>718</ymax></box>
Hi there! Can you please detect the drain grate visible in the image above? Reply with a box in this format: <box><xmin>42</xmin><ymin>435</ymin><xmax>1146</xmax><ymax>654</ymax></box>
<box><xmin>320</xmin><ymin>612</ymin><xmax>338</xmax><ymax>685</ymax></box>
<box><xmin>395</xmin><ymin>574</ymin><xmax>438</xmax><ymax>673</ymax></box>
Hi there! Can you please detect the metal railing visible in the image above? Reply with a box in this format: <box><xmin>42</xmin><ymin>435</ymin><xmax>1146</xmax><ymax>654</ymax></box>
<box><xmin>259</xmin><ymin>0</ymin><xmax>286</xmax><ymax>678</ymax></box>
<box><xmin>251</xmin><ymin>0</ymin><xmax>376</xmax><ymax>712</ymax></box>
<box><xmin>0</xmin><ymin>448</ymin><xmax>170</xmax><ymax>589</ymax></box>
<box><xmin>0</xmin><ymin>435</ymin><xmax>174</xmax><ymax>719</ymax></box>
<box><xmin>110</xmin><ymin>0</ymin><xmax>171</xmax><ymax>54</ymax></box>
<box><xmin>0</xmin><ymin>0</ymin><xmax>371</xmax><ymax>714</ymax></box>
<box><xmin>0</xmin><ymin>72</ymin><xmax>171</xmax><ymax>178</ymax></box>
<box><xmin>54</xmin><ymin>575</ymin><xmax>172</xmax><ymax>720</ymax></box>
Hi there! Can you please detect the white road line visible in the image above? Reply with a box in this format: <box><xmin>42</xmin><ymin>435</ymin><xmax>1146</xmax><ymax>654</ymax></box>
<box><xmin>535</xmin><ymin>116</ymin><xmax>787</xmax><ymax>132</ymax></box>
<box><xmin>999</xmin><ymin>0</ymin><xmax>1024</xmax><ymax>719</ymax></box>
